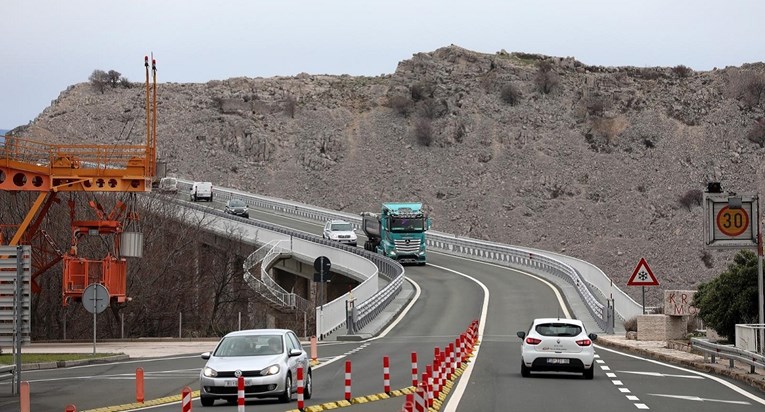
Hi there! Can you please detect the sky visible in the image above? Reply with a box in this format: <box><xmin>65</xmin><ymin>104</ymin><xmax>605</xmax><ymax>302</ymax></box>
<box><xmin>2</xmin><ymin>0</ymin><xmax>764</xmax><ymax>129</ymax></box>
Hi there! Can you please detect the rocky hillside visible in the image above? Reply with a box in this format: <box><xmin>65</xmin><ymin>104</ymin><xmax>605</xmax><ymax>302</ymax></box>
<box><xmin>9</xmin><ymin>45</ymin><xmax>765</xmax><ymax>305</ymax></box>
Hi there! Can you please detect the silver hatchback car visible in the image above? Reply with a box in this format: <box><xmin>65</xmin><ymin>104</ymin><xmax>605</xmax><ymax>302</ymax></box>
<box><xmin>199</xmin><ymin>329</ymin><xmax>312</xmax><ymax>406</ymax></box>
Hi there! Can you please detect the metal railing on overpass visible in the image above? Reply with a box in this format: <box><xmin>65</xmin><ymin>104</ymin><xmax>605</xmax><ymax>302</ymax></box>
<box><xmin>175</xmin><ymin>179</ymin><xmax>645</xmax><ymax>332</ymax></box>
<box><xmin>158</xmin><ymin>188</ymin><xmax>404</xmax><ymax>339</ymax></box>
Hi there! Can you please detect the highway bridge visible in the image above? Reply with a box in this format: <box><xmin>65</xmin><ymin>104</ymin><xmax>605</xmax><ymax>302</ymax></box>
<box><xmin>3</xmin><ymin>180</ymin><xmax>765</xmax><ymax>411</ymax></box>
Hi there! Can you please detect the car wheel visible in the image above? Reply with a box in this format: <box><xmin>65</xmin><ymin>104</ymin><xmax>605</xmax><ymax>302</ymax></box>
<box><xmin>279</xmin><ymin>374</ymin><xmax>292</xmax><ymax>402</ymax></box>
<box><xmin>583</xmin><ymin>365</ymin><xmax>594</xmax><ymax>380</ymax></box>
<box><xmin>243</xmin><ymin>214</ymin><xmax>249</xmax><ymax>219</ymax></box>
<box><xmin>304</xmin><ymin>369</ymin><xmax>313</xmax><ymax>400</ymax></box>
<box><xmin>200</xmin><ymin>396</ymin><xmax>215</xmax><ymax>407</ymax></box>
<box><xmin>521</xmin><ymin>361</ymin><xmax>530</xmax><ymax>377</ymax></box>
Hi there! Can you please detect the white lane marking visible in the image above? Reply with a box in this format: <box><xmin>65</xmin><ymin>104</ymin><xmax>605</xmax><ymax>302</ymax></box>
<box><xmin>601</xmin><ymin>365</ymin><xmax>611</xmax><ymax>371</ymax></box>
<box><xmin>429</xmin><ymin>250</ymin><xmax>571</xmax><ymax>318</ymax></box>
<box><xmin>313</xmin><ymin>355</ymin><xmax>345</xmax><ymax>370</ymax></box>
<box><xmin>619</xmin><ymin>388</ymin><xmax>631</xmax><ymax>393</ymax></box>
<box><xmin>369</xmin><ymin>277</ymin><xmax>422</xmax><ymax>341</ymax></box>
<box><xmin>606</xmin><ymin>372</ymin><xmax>617</xmax><ymax>378</ymax></box>
<box><xmin>431</xmin><ymin>264</ymin><xmax>489</xmax><ymax>412</ymax></box>
<box><xmin>594</xmin><ymin>354</ymin><xmax>601</xmax><ymax>358</ymax></box>
<box><xmin>613</xmin><ymin>380</ymin><xmax>624</xmax><ymax>385</ymax></box>
<box><xmin>647</xmin><ymin>394</ymin><xmax>751</xmax><ymax>405</ymax></box>
<box><xmin>626</xmin><ymin>395</ymin><xmax>640</xmax><ymax>401</ymax></box>
<box><xmin>635</xmin><ymin>404</ymin><xmax>649</xmax><ymax>410</ymax></box>
<box><xmin>596</xmin><ymin>344</ymin><xmax>765</xmax><ymax>406</ymax></box>
<box><xmin>617</xmin><ymin>370</ymin><xmax>703</xmax><ymax>379</ymax></box>
<box><xmin>596</xmin><ymin>359</ymin><xmax>605</xmax><ymax>364</ymax></box>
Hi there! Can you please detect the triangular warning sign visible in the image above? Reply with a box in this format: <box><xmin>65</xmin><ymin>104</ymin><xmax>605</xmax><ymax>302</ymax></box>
<box><xmin>627</xmin><ymin>257</ymin><xmax>659</xmax><ymax>286</ymax></box>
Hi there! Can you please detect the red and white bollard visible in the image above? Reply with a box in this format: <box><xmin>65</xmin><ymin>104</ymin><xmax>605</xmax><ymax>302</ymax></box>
<box><xmin>410</xmin><ymin>352</ymin><xmax>418</xmax><ymax>387</ymax></box>
<box><xmin>455</xmin><ymin>337</ymin><xmax>462</xmax><ymax>369</ymax></box>
<box><xmin>438</xmin><ymin>352</ymin><xmax>446</xmax><ymax>390</ymax></box>
<box><xmin>425</xmin><ymin>365</ymin><xmax>433</xmax><ymax>407</ymax></box>
<box><xmin>432</xmin><ymin>352</ymin><xmax>441</xmax><ymax>399</ymax></box>
<box><xmin>297</xmin><ymin>366</ymin><xmax>305</xmax><ymax>411</ymax></box>
<box><xmin>64</xmin><ymin>406</ymin><xmax>76</xmax><ymax>412</ymax></box>
<box><xmin>237</xmin><ymin>375</ymin><xmax>245</xmax><ymax>412</ymax></box>
<box><xmin>344</xmin><ymin>360</ymin><xmax>352</xmax><ymax>401</ymax></box>
<box><xmin>414</xmin><ymin>384</ymin><xmax>427</xmax><ymax>412</ymax></box>
<box><xmin>383</xmin><ymin>356</ymin><xmax>391</xmax><ymax>394</ymax></box>
<box><xmin>181</xmin><ymin>386</ymin><xmax>192</xmax><ymax>412</ymax></box>
<box><xmin>402</xmin><ymin>393</ymin><xmax>414</xmax><ymax>412</ymax></box>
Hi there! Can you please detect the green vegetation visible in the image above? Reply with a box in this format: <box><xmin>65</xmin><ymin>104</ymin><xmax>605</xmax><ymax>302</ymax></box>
<box><xmin>694</xmin><ymin>250</ymin><xmax>759</xmax><ymax>340</ymax></box>
<box><xmin>0</xmin><ymin>353</ymin><xmax>120</xmax><ymax>365</ymax></box>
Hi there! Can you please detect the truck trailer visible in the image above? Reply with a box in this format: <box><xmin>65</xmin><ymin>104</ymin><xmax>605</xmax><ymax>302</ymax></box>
<box><xmin>361</xmin><ymin>202</ymin><xmax>430</xmax><ymax>265</ymax></box>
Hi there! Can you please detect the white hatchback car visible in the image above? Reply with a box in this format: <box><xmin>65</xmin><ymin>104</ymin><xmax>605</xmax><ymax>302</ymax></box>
<box><xmin>322</xmin><ymin>219</ymin><xmax>357</xmax><ymax>246</ymax></box>
<box><xmin>517</xmin><ymin>318</ymin><xmax>597</xmax><ymax>379</ymax></box>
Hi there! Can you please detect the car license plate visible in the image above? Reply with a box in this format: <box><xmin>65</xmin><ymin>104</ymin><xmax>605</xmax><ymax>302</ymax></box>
<box><xmin>225</xmin><ymin>379</ymin><xmax>250</xmax><ymax>386</ymax></box>
<box><xmin>547</xmin><ymin>358</ymin><xmax>569</xmax><ymax>364</ymax></box>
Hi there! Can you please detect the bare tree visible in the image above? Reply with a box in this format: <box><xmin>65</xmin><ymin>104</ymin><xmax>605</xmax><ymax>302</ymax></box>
<box><xmin>89</xmin><ymin>70</ymin><xmax>109</xmax><ymax>94</ymax></box>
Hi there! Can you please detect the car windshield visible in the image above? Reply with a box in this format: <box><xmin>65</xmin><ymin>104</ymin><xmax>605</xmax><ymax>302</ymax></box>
<box><xmin>331</xmin><ymin>222</ymin><xmax>352</xmax><ymax>231</ymax></box>
<box><xmin>535</xmin><ymin>323</ymin><xmax>582</xmax><ymax>337</ymax></box>
<box><xmin>389</xmin><ymin>217</ymin><xmax>425</xmax><ymax>232</ymax></box>
<box><xmin>213</xmin><ymin>335</ymin><xmax>283</xmax><ymax>357</ymax></box>
<box><xmin>229</xmin><ymin>200</ymin><xmax>245</xmax><ymax>207</ymax></box>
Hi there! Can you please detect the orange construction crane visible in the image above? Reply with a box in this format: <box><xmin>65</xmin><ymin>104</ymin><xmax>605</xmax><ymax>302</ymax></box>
<box><xmin>0</xmin><ymin>55</ymin><xmax>159</xmax><ymax>306</ymax></box>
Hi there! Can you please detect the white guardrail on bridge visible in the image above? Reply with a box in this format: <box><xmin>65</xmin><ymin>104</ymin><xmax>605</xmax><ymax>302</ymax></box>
<box><xmin>175</xmin><ymin>179</ymin><xmax>644</xmax><ymax>333</ymax></box>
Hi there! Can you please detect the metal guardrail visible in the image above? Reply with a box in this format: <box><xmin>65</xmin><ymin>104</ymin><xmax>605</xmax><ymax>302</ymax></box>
<box><xmin>175</xmin><ymin>179</ymin><xmax>621</xmax><ymax>331</ymax></box>
<box><xmin>691</xmin><ymin>338</ymin><xmax>765</xmax><ymax>374</ymax></box>
<box><xmin>164</xmin><ymin>185</ymin><xmax>405</xmax><ymax>338</ymax></box>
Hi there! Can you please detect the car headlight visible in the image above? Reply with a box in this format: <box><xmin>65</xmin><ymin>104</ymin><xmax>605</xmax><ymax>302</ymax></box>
<box><xmin>203</xmin><ymin>367</ymin><xmax>218</xmax><ymax>377</ymax></box>
<box><xmin>261</xmin><ymin>364</ymin><xmax>280</xmax><ymax>376</ymax></box>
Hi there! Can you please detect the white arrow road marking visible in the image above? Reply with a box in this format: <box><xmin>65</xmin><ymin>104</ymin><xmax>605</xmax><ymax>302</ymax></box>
<box><xmin>648</xmin><ymin>394</ymin><xmax>751</xmax><ymax>405</ymax></box>
<box><xmin>596</xmin><ymin>344</ymin><xmax>765</xmax><ymax>406</ymax></box>
<box><xmin>618</xmin><ymin>370</ymin><xmax>703</xmax><ymax>379</ymax></box>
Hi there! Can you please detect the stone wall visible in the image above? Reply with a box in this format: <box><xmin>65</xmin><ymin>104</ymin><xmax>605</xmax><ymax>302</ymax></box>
<box><xmin>637</xmin><ymin>314</ymin><xmax>687</xmax><ymax>341</ymax></box>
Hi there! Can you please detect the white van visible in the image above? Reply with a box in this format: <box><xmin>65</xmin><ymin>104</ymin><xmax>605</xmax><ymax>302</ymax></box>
<box><xmin>190</xmin><ymin>181</ymin><xmax>213</xmax><ymax>202</ymax></box>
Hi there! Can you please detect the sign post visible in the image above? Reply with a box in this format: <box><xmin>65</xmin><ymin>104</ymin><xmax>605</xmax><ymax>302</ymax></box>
<box><xmin>627</xmin><ymin>257</ymin><xmax>660</xmax><ymax>314</ymax></box>
<box><xmin>703</xmin><ymin>187</ymin><xmax>762</xmax><ymax>354</ymax></box>
<box><xmin>82</xmin><ymin>283</ymin><xmax>109</xmax><ymax>354</ymax></box>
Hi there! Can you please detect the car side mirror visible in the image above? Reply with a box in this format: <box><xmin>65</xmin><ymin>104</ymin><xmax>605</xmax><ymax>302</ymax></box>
<box><xmin>288</xmin><ymin>349</ymin><xmax>303</xmax><ymax>357</ymax></box>
<box><xmin>201</xmin><ymin>352</ymin><xmax>211</xmax><ymax>360</ymax></box>
<box><xmin>516</xmin><ymin>331</ymin><xmax>526</xmax><ymax>339</ymax></box>
<box><xmin>588</xmin><ymin>333</ymin><xmax>598</xmax><ymax>341</ymax></box>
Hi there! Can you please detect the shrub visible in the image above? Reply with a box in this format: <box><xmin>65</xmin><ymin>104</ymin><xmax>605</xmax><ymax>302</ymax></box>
<box><xmin>700</xmin><ymin>250</ymin><xmax>714</xmax><ymax>268</ymax></box>
<box><xmin>695</xmin><ymin>250</ymin><xmax>759</xmax><ymax>340</ymax></box>
<box><xmin>416</xmin><ymin>98</ymin><xmax>447</xmax><ymax>119</ymax></box>
<box><xmin>107</xmin><ymin>70</ymin><xmax>121</xmax><ymax>87</ymax></box>
<box><xmin>672</xmin><ymin>65</ymin><xmax>693</xmax><ymax>78</ymax></box>
<box><xmin>388</xmin><ymin>95</ymin><xmax>412</xmax><ymax>115</ymax></box>
<box><xmin>89</xmin><ymin>69</ymin><xmax>109</xmax><ymax>94</ymax></box>
<box><xmin>410</xmin><ymin>82</ymin><xmax>434</xmax><ymax>102</ymax></box>
<box><xmin>454</xmin><ymin>120</ymin><xmax>466</xmax><ymax>143</ymax></box>
<box><xmin>585</xmin><ymin>94</ymin><xmax>611</xmax><ymax>117</ymax></box>
<box><xmin>728</xmin><ymin>70</ymin><xmax>765</xmax><ymax>109</ymax></box>
<box><xmin>623</xmin><ymin>317</ymin><xmax>637</xmax><ymax>332</ymax></box>
<box><xmin>535</xmin><ymin>61</ymin><xmax>559</xmax><ymax>94</ymax></box>
<box><xmin>119</xmin><ymin>77</ymin><xmax>131</xmax><ymax>88</ymax></box>
<box><xmin>414</xmin><ymin>117</ymin><xmax>433</xmax><ymax>146</ymax></box>
<box><xmin>500</xmin><ymin>83</ymin><xmax>522</xmax><ymax>105</ymax></box>
<box><xmin>678</xmin><ymin>189</ymin><xmax>703</xmax><ymax>211</ymax></box>
<box><xmin>747</xmin><ymin>118</ymin><xmax>765</xmax><ymax>147</ymax></box>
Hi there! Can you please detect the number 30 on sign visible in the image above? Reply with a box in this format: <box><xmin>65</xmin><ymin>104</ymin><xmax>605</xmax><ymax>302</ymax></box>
<box><xmin>716</xmin><ymin>206</ymin><xmax>749</xmax><ymax>237</ymax></box>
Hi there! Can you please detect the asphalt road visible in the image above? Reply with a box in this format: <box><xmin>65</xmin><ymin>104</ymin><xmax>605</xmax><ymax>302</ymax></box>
<box><xmin>4</xmin><ymin>194</ymin><xmax>764</xmax><ymax>411</ymax></box>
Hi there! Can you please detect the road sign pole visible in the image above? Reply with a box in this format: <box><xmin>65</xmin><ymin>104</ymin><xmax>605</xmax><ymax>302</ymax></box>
<box><xmin>93</xmin><ymin>294</ymin><xmax>97</xmax><ymax>355</ymax></box>
<box><xmin>759</xmin><ymin>198</ymin><xmax>764</xmax><ymax>354</ymax></box>
<box><xmin>642</xmin><ymin>286</ymin><xmax>646</xmax><ymax>315</ymax></box>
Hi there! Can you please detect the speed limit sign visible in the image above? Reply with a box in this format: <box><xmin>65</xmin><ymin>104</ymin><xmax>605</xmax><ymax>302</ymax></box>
<box><xmin>716</xmin><ymin>206</ymin><xmax>749</xmax><ymax>237</ymax></box>
<box><xmin>704</xmin><ymin>192</ymin><xmax>758</xmax><ymax>249</ymax></box>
